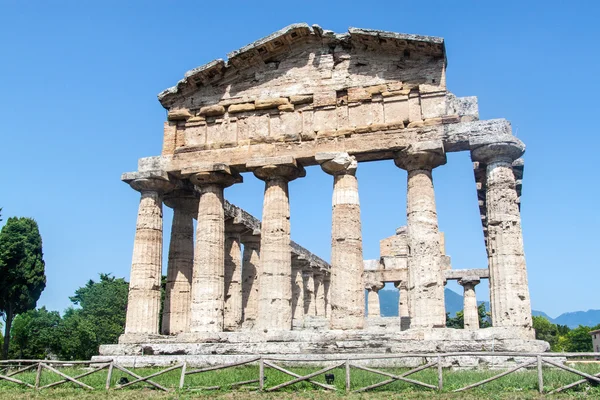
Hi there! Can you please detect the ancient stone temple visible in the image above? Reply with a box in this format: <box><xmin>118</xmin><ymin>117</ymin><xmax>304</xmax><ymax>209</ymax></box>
<box><xmin>99</xmin><ymin>24</ymin><xmax>548</xmax><ymax>366</ymax></box>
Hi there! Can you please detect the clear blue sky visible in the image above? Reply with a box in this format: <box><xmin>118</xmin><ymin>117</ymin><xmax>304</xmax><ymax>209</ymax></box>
<box><xmin>1</xmin><ymin>1</ymin><xmax>598</xmax><ymax>318</ymax></box>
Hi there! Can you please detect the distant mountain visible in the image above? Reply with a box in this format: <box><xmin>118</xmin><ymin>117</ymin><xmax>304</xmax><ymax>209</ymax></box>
<box><xmin>377</xmin><ymin>288</ymin><xmax>600</xmax><ymax>328</ymax></box>
<box><xmin>554</xmin><ymin>310</ymin><xmax>600</xmax><ymax>328</ymax></box>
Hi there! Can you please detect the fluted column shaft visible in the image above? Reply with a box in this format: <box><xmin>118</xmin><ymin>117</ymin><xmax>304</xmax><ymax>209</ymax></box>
<box><xmin>190</xmin><ymin>184</ymin><xmax>226</xmax><ymax>332</ymax></box>
<box><xmin>367</xmin><ymin>288</ymin><xmax>381</xmax><ymax>317</ymax></box>
<box><xmin>162</xmin><ymin>201</ymin><xmax>194</xmax><ymax>335</ymax></box>
<box><xmin>395</xmin><ymin>281</ymin><xmax>410</xmax><ymax>319</ymax></box>
<box><xmin>317</xmin><ymin>152</ymin><xmax>364</xmax><ymax>330</ymax></box>
<box><xmin>303</xmin><ymin>269</ymin><xmax>316</xmax><ymax>317</ymax></box>
<box><xmin>460</xmin><ymin>279</ymin><xmax>480</xmax><ymax>330</ymax></box>
<box><xmin>252</xmin><ymin>162</ymin><xmax>304</xmax><ymax>331</ymax></box>
<box><xmin>241</xmin><ymin>238</ymin><xmax>260</xmax><ymax>327</ymax></box>
<box><xmin>314</xmin><ymin>271</ymin><xmax>326</xmax><ymax>316</ymax></box>
<box><xmin>291</xmin><ymin>262</ymin><xmax>305</xmax><ymax>325</ymax></box>
<box><xmin>395</xmin><ymin>142</ymin><xmax>447</xmax><ymax>328</ymax></box>
<box><xmin>224</xmin><ymin>232</ymin><xmax>242</xmax><ymax>331</ymax></box>
<box><xmin>472</xmin><ymin>142</ymin><xmax>532</xmax><ymax>330</ymax></box>
<box><xmin>125</xmin><ymin>178</ymin><xmax>172</xmax><ymax>334</ymax></box>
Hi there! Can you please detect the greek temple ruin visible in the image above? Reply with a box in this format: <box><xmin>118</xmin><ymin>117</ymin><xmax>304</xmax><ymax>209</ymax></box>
<box><xmin>99</xmin><ymin>24</ymin><xmax>548</xmax><ymax>366</ymax></box>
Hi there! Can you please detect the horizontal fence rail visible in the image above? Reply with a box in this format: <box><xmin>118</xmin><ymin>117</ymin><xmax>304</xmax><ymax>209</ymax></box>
<box><xmin>0</xmin><ymin>352</ymin><xmax>599</xmax><ymax>394</ymax></box>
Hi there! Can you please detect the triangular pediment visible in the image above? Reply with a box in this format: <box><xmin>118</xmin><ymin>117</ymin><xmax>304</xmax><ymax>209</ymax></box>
<box><xmin>158</xmin><ymin>24</ymin><xmax>446</xmax><ymax>111</ymax></box>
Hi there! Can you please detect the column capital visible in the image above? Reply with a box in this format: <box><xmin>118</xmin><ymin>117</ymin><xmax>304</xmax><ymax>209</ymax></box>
<box><xmin>470</xmin><ymin>140</ymin><xmax>525</xmax><ymax>165</ymax></box>
<box><xmin>316</xmin><ymin>152</ymin><xmax>357</xmax><ymax>176</ymax></box>
<box><xmin>367</xmin><ymin>281</ymin><xmax>385</xmax><ymax>291</ymax></box>
<box><xmin>190</xmin><ymin>170</ymin><xmax>242</xmax><ymax>188</ymax></box>
<box><xmin>394</xmin><ymin>140</ymin><xmax>446</xmax><ymax>171</ymax></box>
<box><xmin>164</xmin><ymin>189</ymin><xmax>198</xmax><ymax>211</ymax></box>
<box><xmin>129</xmin><ymin>177</ymin><xmax>176</xmax><ymax>194</ymax></box>
<box><xmin>458</xmin><ymin>276</ymin><xmax>481</xmax><ymax>287</ymax></box>
<box><xmin>248</xmin><ymin>156</ymin><xmax>306</xmax><ymax>182</ymax></box>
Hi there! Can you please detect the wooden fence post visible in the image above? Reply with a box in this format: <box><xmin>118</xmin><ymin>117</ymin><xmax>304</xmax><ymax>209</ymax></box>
<box><xmin>437</xmin><ymin>356</ymin><xmax>443</xmax><ymax>391</ymax></box>
<box><xmin>537</xmin><ymin>356</ymin><xmax>543</xmax><ymax>394</ymax></box>
<box><xmin>345</xmin><ymin>359</ymin><xmax>351</xmax><ymax>393</ymax></box>
<box><xmin>105</xmin><ymin>362</ymin><xmax>113</xmax><ymax>390</ymax></box>
<box><xmin>179</xmin><ymin>362</ymin><xmax>187</xmax><ymax>389</ymax></box>
<box><xmin>259</xmin><ymin>357</ymin><xmax>264</xmax><ymax>391</ymax></box>
<box><xmin>35</xmin><ymin>362</ymin><xmax>42</xmax><ymax>390</ymax></box>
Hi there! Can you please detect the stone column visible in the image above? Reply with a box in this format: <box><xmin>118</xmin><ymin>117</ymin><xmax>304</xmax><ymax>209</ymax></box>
<box><xmin>189</xmin><ymin>170</ymin><xmax>241</xmax><ymax>332</ymax></box>
<box><xmin>313</xmin><ymin>269</ymin><xmax>326</xmax><ymax>317</ymax></box>
<box><xmin>224</xmin><ymin>229</ymin><xmax>243</xmax><ymax>331</ymax></box>
<box><xmin>317</xmin><ymin>152</ymin><xmax>365</xmax><ymax>330</ymax></box>
<box><xmin>291</xmin><ymin>258</ymin><xmax>305</xmax><ymax>328</ymax></box>
<box><xmin>459</xmin><ymin>277</ymin><xmax>480</xmax><ymax>330</ymax></box>
<box><xmin>323</xmin><ymin>274</ymin><xmax>331</xmax><ymax>318</ymax></box>
<box><xmin>471</xmin><ymin>141</ymin><xmax>532</xmax><ymax>330</ymax></box>
<box><xmin>302</xmin><ymin>268</ymin><xmax>316</xmax><ymax>317</ymax></box>
<box><xmin>251</xmin><ymin>160</ymin><xmax>305</xmax><ymax>331</ymax></box>
<box><xmin>125</xmin><ymin>177</ymin><xmax>173</xmax><ymax>334</ymax></box>
<box><xmin>241</xmin><ymin>236</ymin><xmax>260</xmax><ymax>329</ymax></box>
<box><xmin>395</xmin><ymin>141</ymin><xmax>447</xmax><ymax>329</ymax></box>
<box><xmin>162</xmin><ymin>194</ymin><xmax>196</xmax><ymax>335</ymax></box>
<box><xmin>367</xmin><ymin>283</ymin><xmax>383</xmax><ymax>317</ymax></box>
<box><xmin>394</xmin><ymin>281</ymin><xmax>410</xmax><ymax>317</ymax></box>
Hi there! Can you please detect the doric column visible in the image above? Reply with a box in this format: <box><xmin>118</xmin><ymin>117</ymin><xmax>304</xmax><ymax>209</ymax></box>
<box><xmin>162</xmin><ymin>193</ymin><xmax>196</xmax><ymax>335</ymax></box>
<box><xmin>395</xmin><ymin>140</ymin><xmax>447</xmax><ymax>328</ymax></box>
<box><xmin>394</xmin><ymin>280</ymin><xmax>410</xmax><ymax>318</ymax></box>
<box><xmin>317</xmin><ymin>152</ymin><xmax>365</xmax><ymax>330</ymax></box>
<box><xmin>367</xmin><ymin>283</ymin><xmax>384</xmax><ymax>317</ymax></box>
<box><xmin>323</xmin><ymin>274</ymin><xmax>331</xmax><ymax>318</ymax></box>
<box><xmin>302</xmin><ymin>268</ymin><xmax>316</xmax><ymax>317</ymax></box>
<box><xmin>250</xmin><ymin>158</ymin><xmax>305</xmax><ymax>331</ymax></box>
<box><xmin>459</xmin><ymin>277</ymin><xmax>480</xmax><ymax>330</ymax></box>
<box><xmin>313</xmin><ymin>269</ymin><xmax>326</xmax><ymax>317</ymax></box>
<box><xmin>224</xmin><ymin>228</ymin><xmax>243</xmax><ymax>331</ymax></box>
<box><xmin>188</xmin><ymin>169</ymin><xmax>241</xmax><ymax>332</ymax></box>
<box><xmin>241</xmin><ymin>235</ymin><xmax>260</xmax><ymax>328</ymax></box>
<box><xmin>125</xmin><ymin>177</ymin><xmax>174</xmax><ymax>334</ymax></box>
<box><xmin>291</xmin><ymin>258</ymin><xmax>305</xmax><ymax>327</ymax></box>
<box><xmin>471</xmin><ymin>141</ymin><xmax>532</xmax><ymax>330</ymax></box>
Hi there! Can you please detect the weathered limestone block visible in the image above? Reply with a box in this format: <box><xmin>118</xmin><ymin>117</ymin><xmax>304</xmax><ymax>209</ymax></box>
<box><xmin>125</xmin><ymin>177</ymin><xmax>174</xmax><ymax>334</ymax></box>
<box><xmin>241</xmin><ymin>236</ymin><xmax>260</xmax><ymax>329</ymax></box>
<box><xmin>189</xmin><ymin>170</ymin><xmax>242</xmax><ymax>332</ymax></box>
<box><xmin>420</xmin><ymin>90</ymin><xmax>447</xmax><ymax>119</ymax></box>
<box><xmin>238</xmin><ymin>114</ymin><xmax>269</xmax><ymax>143</ymax></box>
<box><xmin>162</xmin><ymin>122</ymin><xmax>177</xmax><ymax>155</ymax></box>
<box><xmin>348</xmin><ymin>102</ymin><xmax>383</xmax><ymax>127</ymax></box>
<box><xmin>228</xmin><ymin>103</ymin><xmax>256</xmax><ymax>113</ymax></box>
<box><xmin>290</xmin><ymin>95</ymin><xmax>313</xmax><ymax>105</ymax></box>
<box><xmin>383</xmin><ymin>95</ymin><xmax>409</xmax><ymax>124</ymax></box>
<box><xmin>270</xmin><ymin>111</ymin><xmax>302</xmax><ymax>141</ymax></box>
<box><xmin>459</xmin><ymin>277</ymin><xmax>480</xmax><ymax>330</ymax></box>
<box><xmin>199</xmin><ymin>105</ymin><xmax>226</xmax><ymax>117</ymax></box>
<box><xmin>317</xmin><ymin>152</ymin><xmax>364</xmax><ymax>330</ymax></box>
<box><xmin>395</xmin><ymin>140</ymin><xmax>447</xmax><ymax>328</ymax></box>
<box><xmin>162</xmin><ymin>196</ymin><xmax>196</xmax><ymax>335</ymax></box>
<box><xmin>313</xmin><ymin>107</ymin><xmax>337</xmax><ymax>132</ymax></box>
<box><xmin>255</xmin><ymin>97</ymin><xmax>290</xmax><ymax>110</ymax></box>
<box><xmin>224</xmin><ymin>232</ymin><xmax>243</xmax><ymax>331</ymax></box>
<box><xmin>184</xmin><ymin>125</ymin><xmax>207</xmax><ymax>147</ymax></box>
<box><xmin>408</xmin><ymin>91</ymin><xmax>422</xmax><ymax>122</ymax></box>
<box><xmin>471</xmin><ymin>141</ymin><xmax>533</xmax><ymax>334</ymax></box>
<box><xmin>250</xmin><ymin>158</ymin><xmax>305</xmax><ymax>331</ymax></box>
<box><xmin>313</xmin><ymin>91</ymin><xmax>337</xmax><ymax>107</ymax></box>
<box><xmin>206</xmin><ymin>120</ymin><xmax>237</xmax><ymax>147</ymax></box>
<box><xmin>167</xmin><ymin>109</ymin><xmax>192</xmax><ymax>121</ymax></box>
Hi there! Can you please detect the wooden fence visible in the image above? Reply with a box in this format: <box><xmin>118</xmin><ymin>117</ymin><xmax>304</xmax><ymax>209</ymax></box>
<box><xmin>1</xmin><ymin>352</ymin><xmax>599</xmax><ymax>394</ymax></box>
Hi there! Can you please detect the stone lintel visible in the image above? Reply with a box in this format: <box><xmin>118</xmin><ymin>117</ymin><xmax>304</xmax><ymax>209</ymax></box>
<box><xmin>121</xmin><ymin>170</ymin><xmax>169</xmax><ymax>184</ymax></box>
<box><xmin>444</xmin><ymin>268</ymin><xmax>489</xmax><ymax>281</ymax></box>
<box><xmin>180</xmin><ymin>162</ymin><xmax>233</xmax><ymax>176</ymax></box>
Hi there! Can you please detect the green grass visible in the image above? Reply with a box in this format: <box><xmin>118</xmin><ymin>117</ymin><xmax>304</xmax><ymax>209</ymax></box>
<box><xmin>0</xmin><ymin>362</ymin><xmax>599</xmax><ymax>399</ymax></box>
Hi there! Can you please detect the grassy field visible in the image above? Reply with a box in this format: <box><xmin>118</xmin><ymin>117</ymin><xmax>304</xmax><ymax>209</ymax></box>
<box><xmin>1</xmin><ymin>363</ymin><xmax>599</xmax><ymax>399</ymax></box>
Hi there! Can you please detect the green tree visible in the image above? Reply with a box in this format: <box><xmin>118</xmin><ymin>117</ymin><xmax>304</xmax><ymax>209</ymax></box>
<box><xmin>0</xmin><ymin>217</ymin><xmax>46</xmax><ymax>359</ymax></box>
<box><xmin>58</xmin><ymin>274</ymin><xmax>128</xmax><ymax>360</ymax></box>
<box><xmin>533</xmin><ymin>315</ymin><xmax>559</xmax><ymax>350</ymax></box>
<box><xmin>478</xmin><ymin>303</ymin><xmax>491</xmax><ymax>328</ymax></box>
<box><xmin>9</xmin><ymin>307</ymin><xmax>61</xmax><ymax>359</ymax></box>
<box><xmin>446</xmin><ymin>311</ymin><xmax>464</xmax><ymax>329</ymax></box>
<box><xmin>565</xmin><ymin>325</ymin><xmax>593</xmax><ymax>352</ymax></box>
